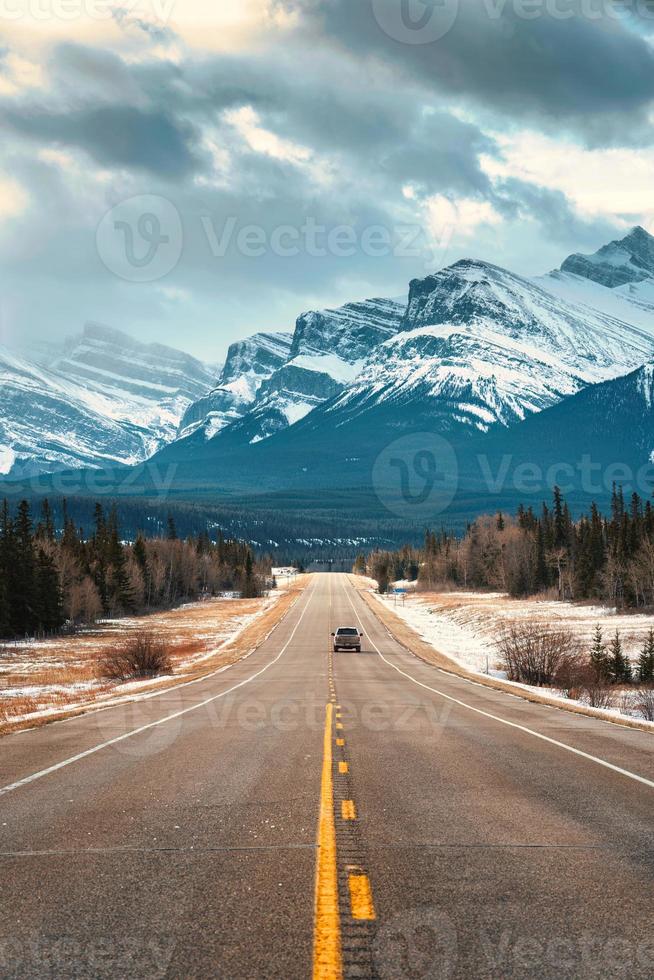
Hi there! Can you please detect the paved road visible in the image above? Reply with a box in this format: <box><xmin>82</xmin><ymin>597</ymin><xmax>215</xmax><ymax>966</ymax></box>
<box><xmin>1</xmin><ymin>574</ymin><xmax>653</xmax><ymax>979</ymax></box>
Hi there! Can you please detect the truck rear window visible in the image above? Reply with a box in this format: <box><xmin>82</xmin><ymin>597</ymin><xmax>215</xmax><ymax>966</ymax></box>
<box><xmin>337</xmin><ymin>628</ymin><xmax>358</xmax><ymax>635</ymax></box>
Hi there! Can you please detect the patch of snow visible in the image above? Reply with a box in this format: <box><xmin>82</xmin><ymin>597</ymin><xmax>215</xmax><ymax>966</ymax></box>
<box><xmin>0</xmin><ymin>445</ymin><xmax>16</xmax><ymax>475</ymax></box>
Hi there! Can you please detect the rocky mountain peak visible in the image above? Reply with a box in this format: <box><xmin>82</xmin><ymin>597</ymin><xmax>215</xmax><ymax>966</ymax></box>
<box><xmin>560</xmin><ymin>225</ymin><xmax>654</xmax><ymax>288</ymax></box>
<box><xmin>290</xmin><ymin>298</ymin><xmax>404</xmax><ymax>363</ymax></box>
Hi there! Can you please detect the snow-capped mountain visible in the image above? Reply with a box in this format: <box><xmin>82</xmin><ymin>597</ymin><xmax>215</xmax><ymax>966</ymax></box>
<box><xmin>313</xmin><ymin>259</ymin><xmax>654</xmax><ymax>435</ymax></box>
<box><xmin>177</xmin><ymin>332</ymin><xmax>293</xmax><ymax>440</ymax></box>
<box><xmin>0</xmin><ymin>324</ymin><xmax>216</xmax><ymax>478</ymax></box>
<box><xmin>6</xmin><ymin>227</ymin><xmax>654</xmax><ymax>517</ymax></box>
<box><xmin>0</xmin><ymin>347</ymin><xmax>152</xmax><ymax>477</ymax></box>
<box><xmin>134</xmin><ymin>249</ymin><xmax>654</xmax><ymax>502</ymax></box>
<box><xmin>176</xmin><ymin>298</ymin><xmax>404</xmax><ymax>448</ymax></box>
<box><xmin>538</xmin><ymin>227</ymin><xmax>654</xmax><ymax>338</ymax></box>
<box><xmin>455</xmin><ymin>359</ymin><xmax>654</xmax><ymax>512</ymax></box>
<box><xmin>560</xmin><ymin>225</ymin><xmax>654</xmax><ymax>288</ymax></box>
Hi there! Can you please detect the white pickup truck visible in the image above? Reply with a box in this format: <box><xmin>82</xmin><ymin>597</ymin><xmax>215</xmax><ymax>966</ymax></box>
<box><xmin>331</xmin><ymin>626</ymin><xmax>363</xmax><ymax>652</ymax></box>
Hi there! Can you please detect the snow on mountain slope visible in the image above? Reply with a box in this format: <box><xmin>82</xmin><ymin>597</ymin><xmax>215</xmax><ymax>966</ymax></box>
<box><xmin>538</xmin><ymin>269</ymin><xmax>654</xmax><ymax>335</ymax></box>
<box><xmin>319</xmin><ymin>259</ymin><xmax>654</xmax><ymax>433</ymax></box>
<box><xmin>177</xmin><ymin>298</ymin><xmax>405</xmax><ymax>447</ymax></box>
<box><xmin>290</xmin><ymin>297</ymin><xmax>404</xmax><ymax>361</ymax></box>
<box><xmin>0</xmin><ymin>324</ymin><xmax>217</xmax><ymax>478</ymax></box>
<box><xmin>456</xmin><ymin>359</ymin><xmax>654</xmax><ymax>508</ymax></box>
<box><xmin>237</xmin><ymin>298</ymin><xmax>406</xmax><ymax>443</ymax></box>
<box><xmin>177</xmin><ymin>332</ymin><xmax>293</xmax><ymax>440</ymax></box>
<box><xmin>539</xmin><ymin>226</ymin><xmax>654</xmax><ymax>342</ymax></box>
<box><xmin>560</xmin><ymin>226</ymin><xmax>654</xmax><ymax>288</ymax></box>
<box><xmin>52</xmin><ymin>322</ymin><xmax>217</xmax><ymax>454</ymax></box>
<box><xmin>0</xmin><ymin>346</ymin><xmax>158</xmax><ymax>478</ymax></box>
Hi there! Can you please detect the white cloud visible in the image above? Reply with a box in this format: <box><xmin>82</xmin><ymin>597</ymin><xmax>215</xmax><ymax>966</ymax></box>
<box><xmin>482</xmin><ymin>130</ymin><xmax>654</xmax><ymax>228</ymax></box>
<box><xmin>224</xmin><ymin>105</ymin><xmax>312</xmax><ymax>165</ymax></box>
<box><xmin>426</xmin><ymin>195</ymin><xmax>502</xmax><ymax>242</ymax></box>
<box><xmin>0</xmin><ymin>176</ymin><xmax>28</xmax><ymax>218</ymax></box>
<box><xmin>0</xmin><ymin>52</ymin><xmax>43</xmax><ymax>95</ymax></box>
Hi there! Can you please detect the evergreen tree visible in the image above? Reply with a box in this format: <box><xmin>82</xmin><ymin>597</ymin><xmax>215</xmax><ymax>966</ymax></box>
<box><xmin>107</xmin><ymin>507</ymin><xmax>134</xmax><ymax>613</ymax></box>
<box><xmin>608</xmin><ymin>630</ymin><xmax>630</xmax><ymax>685</ymax></box>
<box><xmin>167</xmin><ymin>515</ymin><xmax>178</xmax><ymax>541</ymax></box>
<box><xmin>13</xmin><ymin>500</ymin><xmax>36</xmax><ymax>635</ymax></box>
<box><xmin>240</xmin><ymin>550</ymin><xmax>260</xmax><ymax>598</ymax></box>
<box><xmin>638</xmin><ymin>630</ymin><xmax>654</xmax><ymax>684</ymax></box>
<box><xmin>36</xmin><ymin>498</ymin><xmax>56</xmax><ymax>542</ymax></box>
<box><xmin>0</xmin><ymin>500</ymin><xmax>16</xmax><ymax>636</ymax></box>
<box><xmin>553</xmin><ymin>487</ymin><xmax>566</xmax><ymax>548</ymax></box>
<box><xmin>0</xmin><ymin>564</ymin><xmax>9</xmax><ymax>637</ymax></box>
<box><xmin>35</xmin><ymin>548</ymin><xmax>64</xmax><ymax>633</ymax></box>
<box><xmin>590</xmin><ymin>625</ymin><xmax>609</xmax><ymax>681</ymax></box>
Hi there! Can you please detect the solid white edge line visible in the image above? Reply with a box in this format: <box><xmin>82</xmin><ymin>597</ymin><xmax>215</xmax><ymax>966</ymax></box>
<box><xmin>5</xmin><ymin>588</ymin><xmax>304</xmax><ymax>740</ymax></box>
<box><xmin>0</xmin><ymin>582</ymin><xmax>317</xmax><ymax>798</ymax></box>
<box><xmin>341</xmin><ymin>576</ymin><xmax>654</xmax><ymax>792</ymax></box>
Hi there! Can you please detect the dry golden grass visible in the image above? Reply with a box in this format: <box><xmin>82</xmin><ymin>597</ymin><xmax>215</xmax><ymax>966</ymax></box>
<box><xmin>0</xmin><ymin>577</ymin><xmax>309</xmax><ymax>737</ymax></box>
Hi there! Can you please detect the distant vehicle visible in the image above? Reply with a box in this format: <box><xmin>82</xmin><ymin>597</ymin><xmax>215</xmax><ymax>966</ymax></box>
<box><xmin>332</xmin><ymin>626</ymin><xmax>363</xmax><ymax>652</ymax></box>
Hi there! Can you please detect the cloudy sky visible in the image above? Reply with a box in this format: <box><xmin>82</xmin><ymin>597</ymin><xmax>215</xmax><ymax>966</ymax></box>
<box><xmin>1</xmin><ymin>0</ymin><xmax>653</xmax><ymax>361</ymax></box>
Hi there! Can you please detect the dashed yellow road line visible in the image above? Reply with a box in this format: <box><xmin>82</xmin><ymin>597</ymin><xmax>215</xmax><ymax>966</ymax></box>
<box><xmin>341</xmin><ymin>800</ymin><xmax>356</xmax><ymax>821</ymax></box>
<box><xmin>336</xmin><ymin>722</ymin><xmax>344</xmax><ymax>730</ymax></box>
<box><xmin>336</xmin><ymin>738</ymin><xmax>345</xmax><ymax>747</ymax></box>
<box><xmin>313</xmin><ymin>704</ymin><xmax>342</xmax><ymax>980</ymax></box>
<box><xmin>347</xmin><ymin>868</ymin><xmax>376</xmax><ymax>921</ymax></box>
<box><xmin>339</xmin><ymin>761</ymin><xmax>349</xmax><ymax>774</ymax></box>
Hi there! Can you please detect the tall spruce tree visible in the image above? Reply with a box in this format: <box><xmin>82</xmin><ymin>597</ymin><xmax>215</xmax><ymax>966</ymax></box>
<box><xmin>35</xmin><ymin>548</ymin><xmax>64</xmax><ymax>633</ymax></box>
<box><xmin>608</xmin><ymin>630</ymin><xmax>630</xmax><ymax>685</ymax></box>
<box><xmin>638</xmin><ymin>630</ymin><xmax>654</xmax><ymax>684</ymax></box>
<box><xmin>14</xmin><ymin>500</ymin><xmax>36</xmax><ymax>635</ymax></box>
<box><xmin>590</xmin><ymin>625</ymin><xmax>609</xmax><ymax>681</ymax></box>
<box><xmin>107</xmin><ymin>507</ymin><xmax>134</xmax><ymax>613</ymax></box>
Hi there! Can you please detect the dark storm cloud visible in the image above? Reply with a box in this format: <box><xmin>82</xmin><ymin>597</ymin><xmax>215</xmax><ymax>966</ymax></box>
<box><xmin>0</xmin><ymin>14</ymin><xmax>638</xmax><ymax>357</ymax></box>
<box><xmin>1</xmin><ymin>39</ymin><xmax>497</xmax><ymax>197</ymax></box>
<box><xmin>2</xmin><ymin>104</ymin><xmax>202</xmax><ymax>177</ymax></box>
<box><xmin>279</xmin><ymin>0</ymin><xmax>654</xmax><ymax>145</ymax></box>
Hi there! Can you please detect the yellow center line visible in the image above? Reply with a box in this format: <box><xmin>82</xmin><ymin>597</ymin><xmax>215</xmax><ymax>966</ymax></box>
<box><xmin>347</xmin><ymin>868</ymin><xmax>376</xmax><ymax>921</ymax></box>
<box><xmin>341</xmin><ymin>800</ymin><xmax>356</xmax><ymax>821</ymax></box>
<box><xmin>339</xmin><ymin>761</ymin><xmax>349</xmax><ymax>774</ymax></box>
<box><xmin>336</xmin><ymin>738</ymin><xmax>345</xmax><ymax>747</ymax></box>
<box><xmin>313</xmin><ymin>704</ymin><xmax>342</xmax><ymax>979</ymax></box>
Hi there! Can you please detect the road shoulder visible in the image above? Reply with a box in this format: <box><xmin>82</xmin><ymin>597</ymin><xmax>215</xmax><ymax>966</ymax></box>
<box><xmin>352</xmin><ymin>577</ymin><xmax>654</xmax><ymax>737</ymax></box>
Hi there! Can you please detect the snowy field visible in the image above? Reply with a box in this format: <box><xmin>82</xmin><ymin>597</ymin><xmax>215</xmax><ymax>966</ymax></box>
<box><xmin>373</xmin><ymin>587</ymin><xmax>654</xmax><ymax>726</ymax></box>
<box><xmin>0</xmin><ymin>585</ymin><xmax>290</xmax><ymax>732</ymax></box>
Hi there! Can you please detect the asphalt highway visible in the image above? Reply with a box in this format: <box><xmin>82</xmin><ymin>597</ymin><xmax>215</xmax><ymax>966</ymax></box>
<box><xmin>1</xmin><ymin>574</ymin><xmax>653</xmax><ymax>979</ymax></box>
